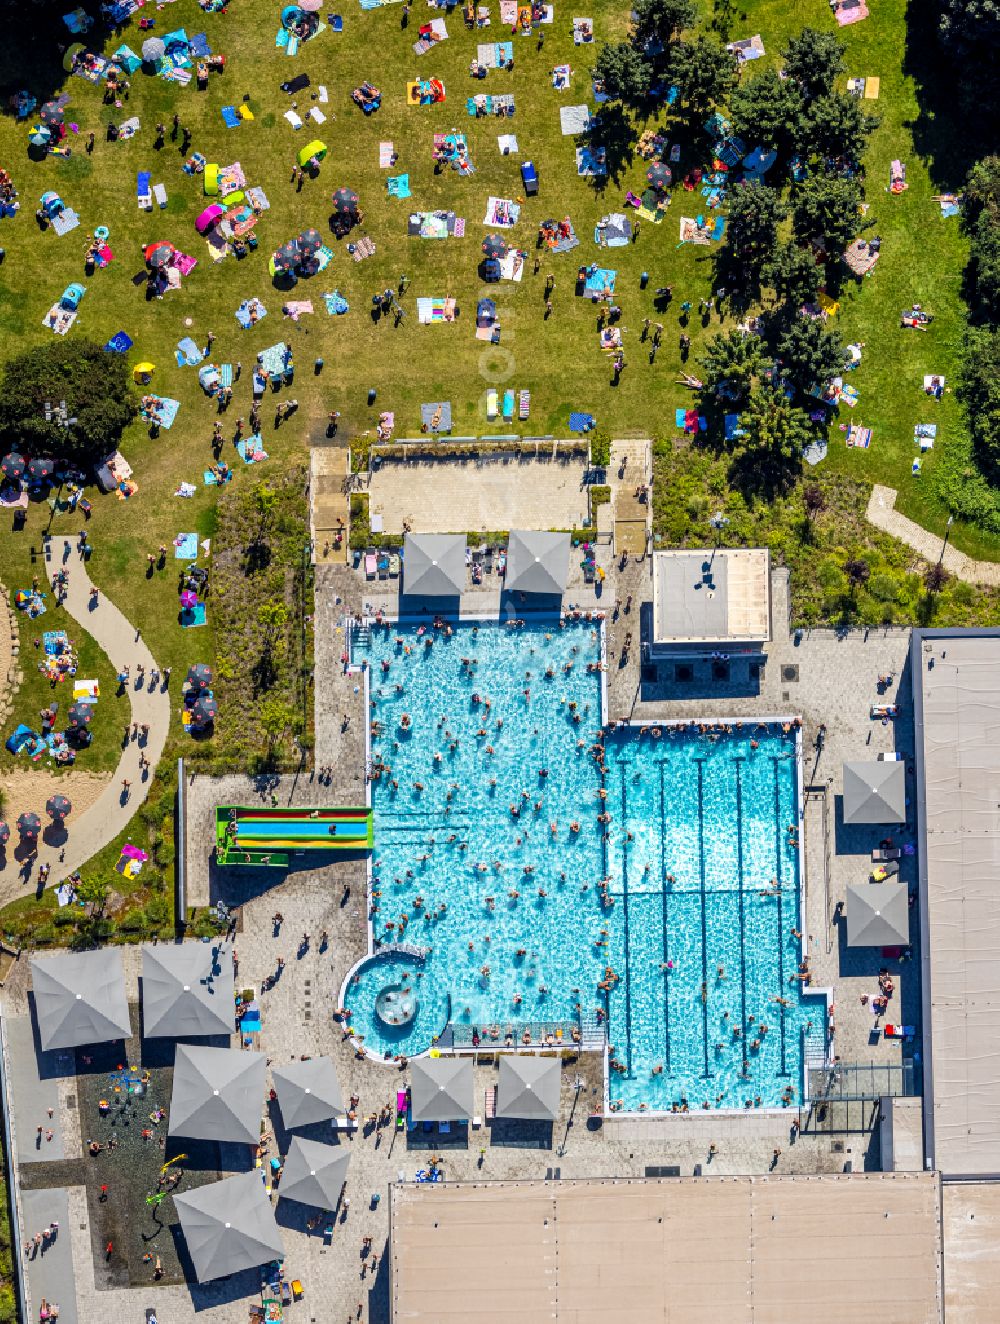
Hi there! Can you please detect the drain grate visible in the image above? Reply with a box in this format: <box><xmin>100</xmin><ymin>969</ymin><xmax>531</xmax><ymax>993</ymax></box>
<box><xmin>65</xmin><ymin>1094</ymin><xmax>76</xmax><ymax>1110</ymax></box>
<box><xmin>782</xmin><ymin>664</ymin><xmax>800</xmax><ymax>683</ymax></box>
<box><xmin>831</xmin><ymin>1140</ymin><xmax>845</xmax><ymax>1153</ymax></box>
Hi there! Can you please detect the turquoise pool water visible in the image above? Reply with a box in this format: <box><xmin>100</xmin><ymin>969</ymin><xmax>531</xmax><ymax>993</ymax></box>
<box><xmin>348</xmin><ymin>620</ymin><xmax>823</xmax><ymax>1111</ymax></box>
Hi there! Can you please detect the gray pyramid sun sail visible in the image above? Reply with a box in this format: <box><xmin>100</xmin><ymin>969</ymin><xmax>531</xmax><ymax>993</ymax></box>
<box><xmin>403</xmin><ymin>532</ymin><xmax>467</xmax><ymax>597</ymax></box>
<box><xmin>504</xmin><ymin>530</ymin><xmax>570</xmax><ymax>596</ymax></box>
<box><xmin>141</xmin><ymin>942</ymin><xmax>235</xmax><ymax>1039</ymax></box>
<box><xmin>846</xmin><ymin>882</ymin><xmax>910</xmax><ymax>947</ymax></box>
<box><xmin>410</xmin><ymin>1056</ymin><xmax>474</xmax><ymax>1121</ymax></box>
<box><xmin>842</xmin><ymin>760</ymin><xmax>906</xmax><ymax>824</ymax></box>
<box><xmin>272</xmin><ymin>1057</ymin><xmax>345</xmax><ymax>1128</ymax></box>
<box><xmin>30</xmin><ymin>950</ymin><xmax>131</xmax><ymax>1051</ymax></box>
<box><xmin>496</xmin><ymin>1054</ymin><xmax>561</xmax><ymax>1120</ymax></box>
<box><xmin>168</xmin><ymin>1044</ymin><xmax>266</xmax><ymax>1145</ymax></box>
<box><xmin>279</xmin><ymin>1136</ymin><xmax>350</xmax><ymax>1209</ymax></box>
<box><xmin>174</xmin><ymin>1169</ymin><xmax>284</xmax><ymax>1282</ymax></box>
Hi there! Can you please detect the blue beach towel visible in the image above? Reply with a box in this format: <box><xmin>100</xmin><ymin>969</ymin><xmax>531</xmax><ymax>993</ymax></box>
<box><xmin>584</xmin><ymin>267</ymin><xmax>616</xmax><ymax>294</ymax></box>
<box><xmin>104</xmin><ymin>331</ymin><xmax>134</xmax><ymax>353</ymax></box>
<box><xmin>323</xmin><ymin>290</ymin><xmax>349</xmax><ymax>315</ymax></box>
<box><xmin>221</xmin><ymin>105</ymin><xmax>241</xmax><ymax>128</ymax></box>
<box><xmin>176</xmin><ymin>337</ymin><xmax>204</xmax><ymax>366</ymax></box>
<box><xmin>180</xmin><ymin>602</ymin><xmax>207</xmax><ymax>627</ymax></box>
<box><xmin>387</xmin><ymin>174</ymin><xmax>411</xmax><ymax>198</ymax></box>
<box><xmin>155</xmin><ymin>398</ymin><xmax>180</xmax><ymax>430</ymax></box>
<box><xmin>568</xmin><ymin>411</ymin><xmax>595</xmax><ymax>432</ymax></box>
<box><xmin>174</xmin><ymin>532</ymin><xmax>198</xmax><ymax>560</ymax></box>
<box><xmin>219</xmin><ymin>363</ymin><xmax>233</xmax><ymax>388</ymax></box>
<box><xmin>189</xmin><ymin>32</ymin><xmax>210</xmax><ymax>56</ymax></box>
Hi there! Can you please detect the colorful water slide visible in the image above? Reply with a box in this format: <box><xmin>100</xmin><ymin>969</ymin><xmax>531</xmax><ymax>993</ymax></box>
<box><xmin>215</xmin><ymin>805</ymin><xmax>373</xmax><ymax>865</ymax></box>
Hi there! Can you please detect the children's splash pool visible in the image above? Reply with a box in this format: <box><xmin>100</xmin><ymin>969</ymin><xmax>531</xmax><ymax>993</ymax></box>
<box><xmin>347</xmin><ymin>619</ymin><xmax>823</xmax><ymax>1112</ymax></box>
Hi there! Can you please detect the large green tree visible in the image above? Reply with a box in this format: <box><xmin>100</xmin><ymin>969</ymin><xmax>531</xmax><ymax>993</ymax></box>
<box><xmin>732</xmin><ymin>381</ymin><xmax>812</xmax><ymax>470</ymax></box>
<box><xmin>782</xmin><ymin>27</ymin><xmax>846</xmax><ymax>100</ymax></box>
<box><xmin>725</xmin><ymin>182</ymin><xmax>786</xmax><ymax>269</ymax></box>
<box><xmin>763</xmin><ymin>241</ymin><xmax>822</xmax><ymax>310</ymax></box>
<box><xmin>632</xmin><ymin>0</ymin><xmax>697</xmax><ymax>48</ymax></box>
<box><xmin>773</xmin><ymin>316</ymin><xmax>848</xmax><ymax>395</ymax></box>
<box><xmin>699</xmin><ymin>329</ymin><xmax>771</xmax><ymax>407</ymax></box>
<box><xmin>668</xmin><ymin>37</ymin><xmax>737</xmax><ymax>116</ymax></box>
<box><xmin>960</xmin><ymin>326</ymin><xmax>1000</xmax><ymax>473</ymax></box>
<box><xmin>964</xmin><ymin>156</ymin><xmax>1000</xmax><ymax>321</ymax></box>
<box><xmin>593</xmin><ymin>41</ymin><xmax>653</xmax><ymax>103</ymax></box>
<box><xmin>0</xmin><ymin>340</ymin><xmax>137</xmax><ymax>463</ymax></box>
<box><xmin>800</xmin><ymin>92</ymin><xmax>879</xmax><ymax>164</ymax></box>
<box><xmin>729</xmin><ymin>68</ymin><xmax>804</xmax><ymax>158</ymax></box>
<box><xmin>791</xmin><ymin>175</ymin><xmax>864</xmax><ymax>254</ymax></box>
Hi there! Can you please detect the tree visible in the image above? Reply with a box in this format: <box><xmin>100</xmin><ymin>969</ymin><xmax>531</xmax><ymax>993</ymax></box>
<box><xmin>773</xmin><ymin>316</ymin><xmax>848</xmax><ymax>394</ymax></box>
<box><xmin>257</xmin><ymin>600</ymin><xmax>290</xmax><ymax>650</ymax></box>
<box><xmin>800</xmin><ymin>92</ymin><xmax>879</xmax><ymax>164</ymax></box>
<box><xmin>593</xmin><ymin>41</ymin><xmax>652</xmax><ymax>103</ymax></box>
<box><xmin>924</xmin><ymin>561</ymin><xmax>951</xmax><ymax>593</ymax></box>
<box><xmin>0</xmin><ymin>340</ymin><xmax>137</xmax><ymax>464</ymax></box>
<box><xmin>782</xmin><ymin>27</ymin><xmax>845</xmax><ymax>100</ymax></box>
<box><xmin>965</xmin><ymin>157</ymin><xmax>1000</xmax><ymax>321</ymax></box>
<box><xmin>803</xmin><ymin>484</ymin><xmax>827</xmax><ymax>518</ymax></box>
<box><xmin>791</xmin><ymin>175</ymin><xmax>863</xmax><ymax>254</ymax></box>
<box><xmin>632</xmin><ymin>0</ymin><xmax>697</xmax><ymax>48</ymax></box>
<box><xmin>763</xmin><ymin>242</ymin><xmax>821</xmax><ymax>310</ymax></box>
<box><xmin>252</xmin><ymin>480</ymin><xmax>277</xmax><ymax>542</ymax></box>
<box><xmin>668</xmin><ymin>37</ymin><xmax>737</xmax><ymax>116</ymax></box>
<box><xmin>844</xmin><ymin>557</ymin><xmax>871</xmax><ymax>590</ymax></box>
<box><xmin>724</xmin><ymin>182</ymin><xmax>786</xmax><ymax>272</ymax></box>
<box><xmin>259</xmin><ymin>698</ymin><xmax>296</xmax><ymax>750</ymax></box>
<box><xmin>76</xmin><ymin>875</ymin><xmax>110</xmax><ymax>917</ymax></box>
<box><xmin>735</xmin><ymin>381</ymin><xmax>812</xmax><ymax>465</ymax></box>
<box><xmin>729</xmin><ymin>68</ymin><xmax>804</xmax><ymax>158</ymax></box>
<box><xmin>698</xmin><ymin>329</ymin><xmax>771</xmax><ymax>407</ymax></box>
<box><xmin>959</xmin><ymin>326</ymin><xmax>1000</xmax><ymax>474</ymax></box>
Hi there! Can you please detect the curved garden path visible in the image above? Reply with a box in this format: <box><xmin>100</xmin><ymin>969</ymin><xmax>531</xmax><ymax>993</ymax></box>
<box><xmin>867</xmin><ymin>485</ymin><xmax>1000</xmax><ymax>587</ymax></box>
<box><xmin>0</xmin><ymin>538</ymin><xmax>171</xmax><ymax>900</ymax></box>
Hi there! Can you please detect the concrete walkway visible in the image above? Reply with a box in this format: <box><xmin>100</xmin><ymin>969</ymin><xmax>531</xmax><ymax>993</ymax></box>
<box><xmin>866</xmin><ymin>485</ymin><xmax>1000</xmax><ymax>587</ymax></box>
<box><xmin>12</xmin><ymin>538</ymin><xmax>172</xmax><ymax>889</ymax></box>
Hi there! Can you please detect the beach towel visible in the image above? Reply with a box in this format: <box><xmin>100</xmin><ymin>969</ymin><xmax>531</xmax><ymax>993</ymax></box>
<box><xmin>584</xmin><ymin>267</ymin><xmax>616</xmax><ymax>295</ymax></box>
<box><xmin>221</xmin><ymin>105</ymin><xmax>241</xmax><ymax>128</ymax></box>
<box><xmin>414</xmin><ymin>17</ymin><xmax>448</xmax><ymax>52</ymax></box>
<box><xmin>237</xmin><ymin>436</ymin><xmax>269</xmax><ymax>464</ymax></box>
<box><xmin>180</xmin><ymin>602</ymin><xmax>207</xmax><ymax>627</ymax></box>
<box><xmin>552</xmin><ymin>64</ymin><xmax>571</xmax><ymax>89</ymax></box>
<box><xmin>576</xmin><ymin>145</ymin><xmax>606</xmax><ymax>176</ymax></box>
<box><xmin>560</xmin><ymin>104</ymin><xmax>590</xmax><ymax>135</ymax></box>
<box><xmin>379</xmin><ymin>141</ymin><xmax>396</xmax><ymax>167</ymax></box>
<box><xmin>724</xmin><ymin>414</ymin><xmax>744</xmax><ymax>440</ymax></box>
<box><xmin>568</xmin><ymin>411</ymin><xmax>595</xmax><ymax>432</ymax></box>
<box><xmin>235</xmin><ymin>298</ymin><xmax>267</xmax><ymax>327</ymax></box>
<box><xmin>104</xmin><ymin>331</ymin><xmax>134</xmax><ymax>354</ymax></box>
<box><xmin>417</xmin><ymin>297</ymin><xmax>458</xmax><ymax>323</ymax></box>
<box><xmin>833</xmin><ymin>0</ymin><xmax>868</xmax><ymax>24</ymax></box>
<box><xmin>847</xmin><ymin>424</ymin><xmax>872</xmax><ymax>448</ymax></box>
<box><xmin>803</xmin><ymin>439</ymin><xmax>828</xmax><ymax>466</ymax></box>
<box><xmin>498</xmin><ymin>133</ymin><xmax>519</xmax><ymax>154</ymax></box>
<box><xmin>727</xmin><ymin>33</ymin><xmax>764</xmax><ymax>62</ymax></box>
<box><xmin>282</xmin><ymin>300</ymin><xmax>314</xmax><ymax>320</ymax></box>
<box><xmin>483</xmin><ymin>196</ymin><xmax>520</xmax><ymax>226</ymax></box>
<box><xmin>43</xmin><ymin>304</ymin><xmax>77</xmax><ymax>335</ymax></box>
<box><xmin>572</xmin><ymin>16</ymin><xmax>593</xmax><ymax>42</ymax></box>
<box><xmin>174</xmin><ymin>532</ymin><xmax>198</xmax><ymax>560</ymax></box>
<box><xmin>219</xmin><ymin>363</ymin><xmax>233</xmax><ymax>389</ymax></box>
<box><xmin>420</xmin><ymin>401</ymin><xmax>453</xmax><ymax>430</ymax></box>
<box><xmin>284</xmin><ymin>109</ymin><xmax>304</xmax><ymax>129</ymax></box>
<box><xmin>595</xmin><ymin>212</ymin><xmax>631</xmax><ymax>246</ymax></box>
<box><xmin>174</xmin><ymin>482</ymin><xmax>197</xmax><ymax>498</ymax></box>
<box><xmin>915</xmin><ymin>423</ymin><xmax>937</xmax><ymax>450</ymax></box>
<box><xmin>324</xmin><ymin>290</ymin><xmax>349</xmax><ymax>314</ymax></box>
<box><xmin>146</xmin><ymin>398</ymin><xmax>179</xmax><ymax>430</ymax></box>
<box><xmin>499</xmin><ymin>250</ymin><xmax>525</xmax><ymax>281</ymax></box>
<box><xmin>387</xmin><ymin>173</ymin><xmax>411</xmax><ymax>197</ymax></box>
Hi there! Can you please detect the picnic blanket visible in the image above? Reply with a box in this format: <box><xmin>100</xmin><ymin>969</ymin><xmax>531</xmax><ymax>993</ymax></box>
<box><xmin>847</xmin><ymin>423</ymin><xmax>872</xmax><ymax>448</ymax></box>
<box><xmin>237</xmin><ymin>436</ymin><xmax>269</xmax><ymax>464</ymax></box>
<box><xmin>915</xmin><ymin>423</ymin><xmax>937</xmax><ymax>450</ymax></box>
<box><xmin>498</xmin><ymin>132</ymin><xmax>519</xmax><ymax>154</ymax></box>
<box><xmin>282</xmin><ymin>300</ymin><xmax>314</xmax><ymax>320</ymax></box>
<box><xmin>408</xmin><ymin>210</ymin><xmax>461</xmax><ymax>238</ymax></box>
<box><xmin>552</xmin><ymin>63</ymin><xmax>571</xmax><ymax>88</ymax></box>
<box><xmin>417</xmin><ymin>297</ymin><xmax>458</xmax><ymax>323</ymax></box>
<box><xmin>414</xmin><ymin>17</ymin><xmax>448</xmax><ymax>53</ymax></box>
<box><xmin>467</xmin><ymin>92</ymin><xmax>515</xmax><ymax>116</ymax></box>
<box><xmin>148</xmin><ymin>397</ymin><xmax>179</xmax><ymax>430</ymax></box>
<box><xmin>499</xmin><ymin>250</ymin><xmax>526</xmax><ymax>281</ymax></box>
<box><xmin>583</xmin><ymin>267</ymin><xmax>616</xmax><ymax>295</ymax></box>
<box><xmin>258</xmin><ymin>341</ymin><xmax>289</xmax><ymax>377</ymax></box>
<box><xmin>379</xmin><ymin>141</ymin><xmax>396</xmax><ymax>167</ymax></box>
<box><xmin>235</xmin><ymin>298</ymin><xmax>267</xmax><ymax>327</ymax></box>
<box><xmin>420</xmin><ymin>401</ymin><xmax>453</xmax><ymax>430</ymax></box>
<box><xmin>568</xmin><ymin>411</ymin><xmax>595</xmax><ymax>432</ymax></box>
<box><xmin>387</xmin><ymin>173</ymin><xmax>411</xmax><ymax>197</ymax></box>
<box><xmin>483</xmin><ymin>196</ymin><xmax>520</xmax><ymax>226</ymax></box>
<box><xmin>560</xmin><ymin>104</ymin><xmax>590</xmax><ymax>135</ymax></box>
<box><xmin>174</xmin><ymin>532</ymin><xmax>199</xmax><ymax>560</ymax></box>
<box><xmin>180</xmin><ymin>602</ymin><xmax>207</xmax><ymax>628</ymax></box>
<box><xmin>43</xmin><ymin>305</ymin><xmax>77</xmax><ymax>335</ymax></box>
<box><xmin>833</xmin><ymin>0</ymin><xmax>868</xmax><ymax>24</ymax></box>
<box><xmin>572</xmin><ymin>16</ymin><xmax>593</xmax><ymax>42</ymax></box>
<box><xmin>727</xmin><ymin>33</ymin><xmax>764</xmax><ymax>62</ymax></box>
<box><xmin>323</xmin><ymin>290</ymin><xmax>349</xmax><ymax>314</ymax></box>
<box><xmin>477</xmin><ymin>40</ymin><xmax>513</xmax><ymax>66</ymax></box>
<box><xmin>576</xmin><ymin>146</ymin><xmax>606</xmax><ymax>176</ymax></box>
<box><xmin>595</xmin><ymin>213</ymin><xmax>631</xmax><ymax>246</ymax></box>
<box><xmin>104</xmin><ymin>331</ymin><xmax>134</xmax><ymax>353</ymax></box>
<box><xmin>803</xmin><ymin>439</ymin><xmax>828</xmax><ymax>466</ymax></box>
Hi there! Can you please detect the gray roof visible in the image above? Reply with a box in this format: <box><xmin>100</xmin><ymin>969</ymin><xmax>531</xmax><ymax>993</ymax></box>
<box><xmin>496</xmin><ymin>1055</ymin><xmax>561</xmax><ymax>1120</ymax></box>
<box><xmin>141</xmin><ymin>942</ymin><xmax>235</xmax><ymax>1039</ymax></box>
<box><xmin>168</xmin><ymin>1045</ymin><xmax>266</xmax><ymax>1145</ymax></box>
<box><xmin>846</xmin><ymin>883</ymin><xmax>910</xmax><ymax>947</ymax></box>
<box><xmin>410</xmin><ymin>1056</ymin><xmax>474</xmax><ymax>1121</ymax></box>
<box><xmin>174</xmin><ymin>1170</ymin><xmax>283</xmax><ymax>1282</ymax></box>
<box><xmin>504</xmin><ymin>531</ymin><xmax>570</xmax><ymax>596</ymax></box>
<box><xmin>279</xmin><ymin>1137</ymin><xmax>350</xmax><ymax>1209</ymax></box>
<box><xmin>272</xmin><ymin>1057</ymin><xmax>344</xmax><ymax>1128</ymax></box>
<box><xmin>403</xmin><ymin>533</ymin><xmax>467</xmax><ymax>597</ymax></box>
<box><xmin>843</xmin><ymin>760</ymin><xmax>907</xmax><ymax>824</ymax></box>
<box><xmin>30</xmin><ymin>950</ymin><xmax>131</xmax><ymax>1051</ymax></box>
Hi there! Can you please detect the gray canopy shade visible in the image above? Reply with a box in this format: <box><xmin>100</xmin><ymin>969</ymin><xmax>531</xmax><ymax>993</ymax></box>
<box><xmin>843</xmin><ymin>760</ymin><xmax>906</xmax><ymax>824</ymax></box>
<box><xmin>141</xmin><ymin>943</ymin><xmax>235</xmax><ymax>1039</ymax></box>
<box><xmin>410</xmin><ymin>1056</ymin><xmax>474</xmax><ymax>1122</ymax></box>
<box><xmin>30</xmin><ymin>950</ymin><xmax>131</xmax><ymax>1051</ymax></box>
<box><xmin>504</xmin><ymin>531</ymin><xmax>570</xmax><ymax>596</ymax></box>
<box><xmin>279</xmin><ymin>1137</ymin><xmax>350</xmax><ymax>1209</ymax></box>
<box><xmin>846</xmin><ymin>882</ymin><xmax>910</xmax><ymax>947</ymax></box>
<box><xmin>272</xmin><ymin>1056</ymin><xmax>344</xmax><ymax>1128</ymax></box>
<box><xmin>403</xmin><ymin>533</ymin><xmax>467</xmax><ymax>597</ymax></box>
<box><xmin>496</xmin><ymin>1055</ymin><xmax>560</xmax><ymax>1120</ymax></box>
<box><xmin>174</xmin><ymin>1170</ymin><xmax>283</xmax><ymax>1282</ymax></box>
<box><xmin>168</xmin><ymin>1045</ymin><xmax>266</xmax><ymax>1145</ymax></box>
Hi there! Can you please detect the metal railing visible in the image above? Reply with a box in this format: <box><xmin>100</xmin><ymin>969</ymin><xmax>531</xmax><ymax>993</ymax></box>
<box><xmin>448</xmin><ymin>1017</ymin><xmax>582</xmax><ymax>1050</ymax></box>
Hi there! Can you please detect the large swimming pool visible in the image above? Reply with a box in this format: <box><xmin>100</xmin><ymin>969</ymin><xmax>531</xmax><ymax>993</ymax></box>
<box><xmin>347</xmin><ymin>619</ymin><xmax>824</xmax><ymax>1111</ymax></box>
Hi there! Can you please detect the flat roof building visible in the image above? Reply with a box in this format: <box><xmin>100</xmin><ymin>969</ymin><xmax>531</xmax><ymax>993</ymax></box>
<box><xmin>912</xmin><ymin>630</ymin><xmax>1000</xmax><ymax>1177</ymax></box>
<box><xmin>650</xmin><ymin>548</ymin><xmax>770</xmax><ymax>658</ymax></box>
<box><xmin>390</xmin><ymin>1175</ymin><xmax>942</xmax><ymax>1324</ymax></box>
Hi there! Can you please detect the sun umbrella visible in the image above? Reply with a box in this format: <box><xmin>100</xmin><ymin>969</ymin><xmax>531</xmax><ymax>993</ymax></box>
<box><xmin>141</xmin><ymin>36</ymin><xmax>166</xmax><ymax>63</ymax></box>
<box><xmin>144</xmin><ymin>242</ymin><xmax>175</xmax><ymax>269</ymax></box>
<box><xmin>186</xmin><ymin>663</ymin><xmax>213</xmax><ymax>691</ymax></box>
<box><xmin>482</xmin><ymin>233</ymin><xmax>508</xmax><ymax>259</ymax></box>
<box><xmin>46</xmin><ymin>794</ymin><xmax>72</xmax><ymax>822</ymax></box>
<box><xmin>646</xmin><ymin>162</ymin><xmax>672</xmax><ymax>192</ymax></box>
<box><xmin>191</xmin><ymin>695</ymin><xmax>218</xmax><ymax>725</ymax></box>
<box><xmin>40</xmin><ymin>101</ymin><xmax>64</xmax><ymax>127</ymax></box>
<box><xmin>67</xmin><ymin>701</ymin><xmax>91</xmax><ymax>728</ymax></box>
<box><xmin>28</xmin><ymin>458</ymin><xmax>55</xmax><ymax>483</ymax></box>
<box><xmin>17</xmin><ymin>812</ymin><xmax>41</xmax><ymax>839</ymax></box>
<box><xmin>1</xmin><ymin>452</ymin><xmax>26</xmax><ymax>481</ymax></box>
<box><xmin>297</xmin><ymin>226</ymin><xmax>323</xmax><ymax>257</ymax></box>
<box><xmin>331</xmin><ymin>187</ymin><xmax>359</xmax><ymax>215</ymax></box>
<box><xmin>481</xmin><ymin>257</ymin><xmax>501</xmax><ymax>282</ymax></box>
<box><xmin>180</xmin><ymin>589</ymin><xmax>198</xmax><ymax>609</ymax></box>
<box><xmin>0</xmin><ymin>823</ymin><xmax>10</xmax><ymax>847</ymax></box>
<box><xmin>29</xmin><ymin>130</ymin><xmax>51</xmax><ymax>148</ymax></box>
<box><xmin>272</xmin><ymin>239</ymin><xmax>300</xmax><ymax>273</ymax></box>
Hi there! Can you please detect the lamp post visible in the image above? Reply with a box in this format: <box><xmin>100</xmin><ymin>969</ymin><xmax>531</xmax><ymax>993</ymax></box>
<box><xmin>937</xmin><ymin>514</ymin><xmax>954</xmax><ymax>566</ymax></box>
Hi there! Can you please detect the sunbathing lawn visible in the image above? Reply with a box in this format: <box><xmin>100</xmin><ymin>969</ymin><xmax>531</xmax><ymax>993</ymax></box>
<box><xmin>0</xmin><ymin>0</ymin><xmax>989</xmax><ymax>795</ymax></box>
